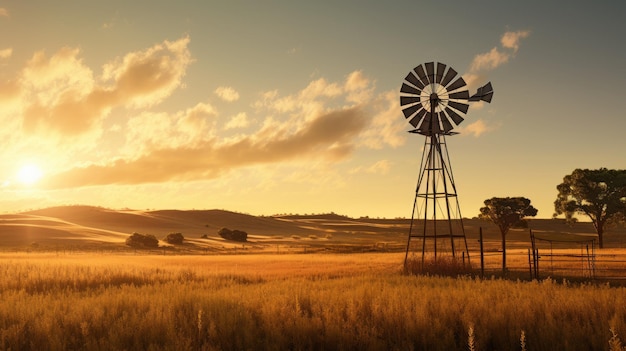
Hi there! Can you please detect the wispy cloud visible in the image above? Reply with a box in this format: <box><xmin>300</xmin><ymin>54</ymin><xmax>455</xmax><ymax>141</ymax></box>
<box><xmin>461</xmin><ymin>29</ymin><xmax>530</xmax><ymax>137</ymax></box>
<box><xmin>459</xmin><ymin>119</ymin><xmax>499</xmax><ymax>137</ymax></box>
<box><xmin>215</xmin><ymin>86</ymin><xmax>240</xmax><ymax>102</ymax></box>
<box><xmin>17</xmin><ymin>37</ymin><xmax>191</xmax><ymax>138</ymax></box>
<box><xmin>38</xmin><ymin>66</ymin><xmax>404</xmax><ymax>189</ymax></box>
<box><xmin>2</xmin><ymin>36</ymin><xmax>405</xmax><ymax>190</ymax></box>
<box><xmin>465</xmin><ymin>29</ymin><xmax>531</xmax><ymax>89</ymax></box>
<box><xmin>501</xmin><ymin>30</ymin><xmax>530</xmax><ymax>52</ymax></box>
<box><xmin>224</xmin><ymin>112</ymin><xmax>249</xmax><ymax>130</ymax></box>
<box><xmin>42</xmin><ymin>107</ymin><xmax>366</xmax><ymax>189</ymax></box>
<box><xmin>0</xmin><ymin>8</ymin><xmax>8</xmax><ymax>17</ymax></box>
<box><xmin>0</xmin><ymin>48</ymin><xmax>12</xmax><ymax>59</ymax></box>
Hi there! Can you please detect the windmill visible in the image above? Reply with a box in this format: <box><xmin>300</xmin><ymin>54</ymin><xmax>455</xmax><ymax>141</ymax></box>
<box><xmin>399</xmin><ymin>62</ymin><xmax>493</xmax><ymax>267</ymax></box>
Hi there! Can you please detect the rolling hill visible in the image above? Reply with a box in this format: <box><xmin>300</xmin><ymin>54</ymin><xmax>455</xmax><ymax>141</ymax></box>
<box><xmin>0</xmin><ymin>205</ymin><xmax>622</xmax><ymax>252</ymax></box>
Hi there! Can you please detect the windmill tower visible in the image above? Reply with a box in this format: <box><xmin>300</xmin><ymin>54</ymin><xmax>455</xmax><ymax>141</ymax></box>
<box><xmin>399</xmin><ymin>62</ymin><xmax>493</xmax><ymax>267</ymax></box>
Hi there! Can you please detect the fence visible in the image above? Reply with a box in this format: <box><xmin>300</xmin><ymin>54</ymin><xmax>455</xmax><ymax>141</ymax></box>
<box><xmin>470</xmin><ymin>228</ymin><xmax>626</xmax><ymax>282</ymax></box>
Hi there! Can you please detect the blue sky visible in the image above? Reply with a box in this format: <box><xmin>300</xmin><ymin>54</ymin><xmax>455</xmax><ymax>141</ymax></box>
<box><xmin>0</xmin><ymin>1</ymin><xmax>624</xmax><ymax>218</ymax></box>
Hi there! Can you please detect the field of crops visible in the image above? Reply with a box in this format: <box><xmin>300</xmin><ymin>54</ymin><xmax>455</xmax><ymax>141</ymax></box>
<box><xmin>0</xmin><ymin>252</ymin><xmax>625</xmax><ymax>350</ymax></box>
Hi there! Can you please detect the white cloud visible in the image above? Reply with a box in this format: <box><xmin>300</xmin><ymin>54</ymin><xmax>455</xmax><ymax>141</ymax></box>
<box><xmin>460</xmin><ymin>119</ymin><xmax>497</xmax><ymax>137</ymax></box>
<box><xmin>359</xmin><ymin>90</ymin><xmax>407</xmax><ymax>149</ymax></box>
<box><xmin>460</xmin><ymin>29</ymin><xmax>530</xmax><ymax>136</ymax></box>
<box><xmin>501</xmin><ymin>30</ymin><xmax>531</xmax><ymax>52</ymax></box>
<box><xmin>470</xmin><ymin>47</ymin><xmax>510</xmax><ymax>72</ymax></box>
<box><xmin>16</xmin><ymin>36</ymin><xmax>192</xmax><ymax>139</ymax></box>
<box><xmin>468</xmin><ymin>29</ymin><xmax>530</xmax><ymax>75</ymax></box>
<box><xmin>215</xmin><ymin>86</ymin><xmax>240</xmax><ymax>102</ymax></box>
<box><xmin>224</xmin><ymin>112</ymin><xmax>249</xmax><ymax>130</ymax></box>
<box><xmin>102</xmin><ymin>36</ymin><xmax>192</xmax><ymax>108</ymax></box>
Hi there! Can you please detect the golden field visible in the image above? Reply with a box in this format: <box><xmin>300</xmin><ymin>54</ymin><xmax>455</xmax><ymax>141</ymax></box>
<box><xmin>1</xmin><ymin>206</ymin><xmax>626</xmax><ymax>350</ymax></box>
<box><xmin>0</xmin><ymin>252</ymin><xmax>625</xmax><ymax>350</ymax></box>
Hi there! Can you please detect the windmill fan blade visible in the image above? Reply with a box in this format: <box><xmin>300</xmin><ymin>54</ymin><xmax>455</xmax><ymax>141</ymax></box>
<box><xmin>408</xmin><ymin>108</ymin><xmax>427</xmax><ymax>127</ymax></box>
<box><xmin>425</xmin><ymin>62</ymin><xmax>435</xmax><ymax>84</ymax></box>
<box><xmin>402</xmin><ymin>103</ymin><xmax>424</xmax><ymax>119</ymax></box>
<box><xmin>399</xmin><ymin>62</ymin><xmax>491</xmax><ymax>132</ymax></box>
<box><xmin>440</xmin><ymin>67</ymin><xmax>457</xmax><ymax>86</ymax></box>
<box><xmin>415</xmin><ymin>65</ymin><xmax>428</xmax><ymax>86</ymax></box>
<box><xmin>435</xmin><ymin>62</ymin><xmax>447</xmax><ymax>84</ymax></box>
<box><xmin>404</xmin><ymin>71</ymin><xmax>425</xmax><ymax>89</ymax></box>
<box><xmin>448</xmin><ymin>100</ymin><xmax>469</xmax><ymax>114</ymax></box>
<box><xmin>444</xmin><ymin>107</ymin><xmax>464</xmax><ymax>125</ymax></box>
<box><xmin>446</xmin><ymin>77</ymin><xmax>467</xmax><ymax>92</ymax></box>
<box><xmin>401</xmin><ymin>83</ymin><xmax>421</xmax><ymax>95</ymax></box>
<box><xmin>400</xmin><ymin>96</ymin><xmax>421</xmax><ymax>106</ymax></box>
<box><xmin>439</xmin><ymin>111</ymin><xmax>454</xmax><ymax>133</ymax></box>
<box><xmin>448</xmin><ymin>90</ymin><xmax>469</xmax><ymax>100</ymax></box>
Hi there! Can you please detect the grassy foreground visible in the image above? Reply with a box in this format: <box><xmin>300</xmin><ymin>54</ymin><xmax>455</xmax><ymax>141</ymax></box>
<box><xmin>0</xmin><ymin>253</ymin><xmax>625</xmax><ymax>351</ymax></box>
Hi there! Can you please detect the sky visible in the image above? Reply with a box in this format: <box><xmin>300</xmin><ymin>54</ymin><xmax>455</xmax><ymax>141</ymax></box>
<box><xmin>0</xmin><ymin>1</ymin><xmax>624</xmax><ymax>219</ymax></box>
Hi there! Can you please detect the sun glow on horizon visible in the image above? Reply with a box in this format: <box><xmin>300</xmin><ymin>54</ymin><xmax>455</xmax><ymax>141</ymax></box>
<box><xmin>16</xmin><ymin>164</ymin><xmax>43</xmax><ymax>186</ymax></box>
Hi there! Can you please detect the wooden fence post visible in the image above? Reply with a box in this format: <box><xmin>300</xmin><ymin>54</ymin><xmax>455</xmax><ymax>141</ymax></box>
<box><xmin>528</xmin><ymin>249</ymin><xmax>533</xmax><ymax>280</ymax></box>
<box><xmin>479</xmin><ymin>227</ymin><xmax>484</xmax><ymax>278</ymax></box>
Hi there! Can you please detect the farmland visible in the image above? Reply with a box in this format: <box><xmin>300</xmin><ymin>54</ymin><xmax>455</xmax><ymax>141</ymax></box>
<box><xmin>0</xmin><ymin>206</ymin><xmax>625</xmax><ymax>350</ymax></box>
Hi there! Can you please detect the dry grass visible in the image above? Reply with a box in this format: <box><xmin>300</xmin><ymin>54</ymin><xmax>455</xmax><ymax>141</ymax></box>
<box><xmin>0</xmin><ymin>252</ymin><xmax>624</xmax><ymax>350</ymax></box>
<box><xmin>1</xmin><ymin>207</ymin><xmax>626</xmax><ymax>349</ymax></box>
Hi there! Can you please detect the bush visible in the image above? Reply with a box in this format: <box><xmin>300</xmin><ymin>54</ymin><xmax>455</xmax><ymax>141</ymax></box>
<box><xmin>217</xmin><ymin>227</ymin><xmax>247</xmax><ymax>242</ymax></box>
<box><xmin>125</xmin><ymin>232</ymin><xmax>159</xmax><ymax>248</ymax></box>
<box><xmin>164</xmin><ymin>232</ymin><xmax>184</xmax><ymax>244</ymax></box>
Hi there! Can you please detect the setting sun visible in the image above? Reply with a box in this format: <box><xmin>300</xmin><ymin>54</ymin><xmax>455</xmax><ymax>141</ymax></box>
<box><xmin>17</xmin><ymin>164</ymin><xmax>43</xmax><ymax>185</ymax></box>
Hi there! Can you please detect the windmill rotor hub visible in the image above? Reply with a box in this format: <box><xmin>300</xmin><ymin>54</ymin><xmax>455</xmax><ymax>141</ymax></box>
<box><xmin>429</xmin><ymin>93</ymin><xmax>440</xmax><ymax>107</ymax></box>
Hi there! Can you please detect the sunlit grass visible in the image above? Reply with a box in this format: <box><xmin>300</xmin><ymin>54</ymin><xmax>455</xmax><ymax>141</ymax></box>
<box><xmin>0</xmin><ymin>252</ymin><xmax>624</xmax><ymax>350</ymax></box>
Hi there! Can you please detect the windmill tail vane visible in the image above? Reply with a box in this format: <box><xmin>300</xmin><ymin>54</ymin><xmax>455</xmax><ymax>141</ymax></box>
<box><xmin>469</xmin><ymin>82</ymin><xmax>494</xmax><ymax>102</ymax></box>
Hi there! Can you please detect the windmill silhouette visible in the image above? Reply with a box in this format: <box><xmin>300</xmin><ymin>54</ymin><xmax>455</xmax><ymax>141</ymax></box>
<box><xmin>399</xmin><ymin>62</ymin><xmax>493</xmax><ymax>267</ymax></box>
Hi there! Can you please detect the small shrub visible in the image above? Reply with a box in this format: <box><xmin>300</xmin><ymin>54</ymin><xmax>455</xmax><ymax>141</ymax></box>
<box><xmin>200</xmin><ymin>234</ymin><xmax>208</xmax><ymax>239</ymax></box>
<box><xmin>218</xmin><ymin>227</ymin><xmax>247</xmax><ymax>242</ymax></box>
<box><xmin>125</xmin><ymin>232</ymin><xmax>159</xmax><ymax>248</ymax></box>
<box><xmin>164</xmin><ymin>232</ymin><xmax>184</xmax><ymax>244</ymax></box>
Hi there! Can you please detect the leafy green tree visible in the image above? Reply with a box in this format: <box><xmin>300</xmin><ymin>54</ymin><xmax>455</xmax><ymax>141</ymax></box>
<box><xmin>479</xmin><ymin>197</ymin><xmax>538</xmax><ymax>272</ymax></box>
<box><xmin>554</xmin><ymin>168</ymin><xmax>626</xmax><ymax>248</ymax></box>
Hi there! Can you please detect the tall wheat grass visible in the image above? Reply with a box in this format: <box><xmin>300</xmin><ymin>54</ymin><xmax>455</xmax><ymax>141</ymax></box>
<box><xmin>0</xmin><ymin>252</ymin><xmax>624</xmax><ymax>350</ymax></box>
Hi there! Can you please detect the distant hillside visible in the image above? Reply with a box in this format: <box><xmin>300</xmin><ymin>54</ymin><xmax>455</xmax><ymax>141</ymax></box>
<box><xmin>0</xmin><ymin>205</ymin><xmax>620</xmax><ymax>251</ymax></box>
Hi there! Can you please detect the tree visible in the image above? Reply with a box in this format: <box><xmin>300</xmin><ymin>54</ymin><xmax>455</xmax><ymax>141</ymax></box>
<box><xmin>554</xmin><ymin>168</ymin><xmax>626</xmax><ymax>248</ymax></box>
<box><xmin>217</xmin><ymin>227</ymin><xmax>247</xmax><ymax>242</ymax></box>
<box><xmin>125</xmin><ymin>232</ymin><xmax>159</xmax><ymax>248</ymax></box>
<box><xmin>479</xmin><ymin>197</ymin><xmax>538</xmax><ymax>272</ymax></box>
<box><xmin>164</xmin><ymin>232</ymin><xmax>184</xmax><ymax>245</ymax></box>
